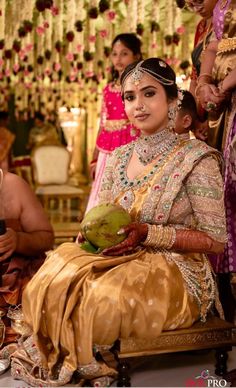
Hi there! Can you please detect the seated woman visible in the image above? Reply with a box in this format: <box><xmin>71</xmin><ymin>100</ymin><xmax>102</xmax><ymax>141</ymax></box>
<box><xmin>0</xmin><ymin>58</ymin><xmax>226</xmax><ymax>387</ymax></box>
<box><xmin>0</xmin><ymin>169</ymin><xmax>54</xmax><ymax>344</ymax></box>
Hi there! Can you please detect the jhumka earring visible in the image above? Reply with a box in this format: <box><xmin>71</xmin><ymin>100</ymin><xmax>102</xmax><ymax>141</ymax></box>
<box><xmin>130</xmin><ymin>125</ymin><xmax>138</xmax><ymax>137</ymax></box>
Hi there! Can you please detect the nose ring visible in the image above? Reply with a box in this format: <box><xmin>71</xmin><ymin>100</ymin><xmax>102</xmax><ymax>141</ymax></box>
<box><xmin>140</xmin><ymin>105</ymin><xmax>146</xmax><ymax>112</ymax></box>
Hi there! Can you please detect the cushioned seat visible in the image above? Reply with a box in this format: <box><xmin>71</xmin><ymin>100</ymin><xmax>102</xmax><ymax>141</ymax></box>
<box><xmin>31</xmin><ymin>145</ymin><xmax>88</xmax><ymax>241</ymax></box>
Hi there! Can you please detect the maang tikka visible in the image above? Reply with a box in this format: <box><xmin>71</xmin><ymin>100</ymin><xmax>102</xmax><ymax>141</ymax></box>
<box><xmin>131</xmin><ymin>60</ymin><xmax>144</xmax><ymax>85</ymax></box>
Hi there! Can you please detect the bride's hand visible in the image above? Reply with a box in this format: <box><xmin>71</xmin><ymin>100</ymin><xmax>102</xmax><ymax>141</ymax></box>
<box><xmin>102</xmin><ymin>223</ymin><xmax>148</xmax><ymax>256</ymax></box>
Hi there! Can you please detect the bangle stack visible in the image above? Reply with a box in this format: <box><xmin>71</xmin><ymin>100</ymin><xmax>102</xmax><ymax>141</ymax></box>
<box><xmin>142</xmin><ymin>224</ymin><xmax>176</xmax><ymax>250</ymax></box>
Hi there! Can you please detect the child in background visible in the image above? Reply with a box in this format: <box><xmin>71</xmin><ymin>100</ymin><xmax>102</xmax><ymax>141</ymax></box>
<box><xmin>86</xmin><ymin>33</ymin><xmax>142</xmax><ymax>212</ymax></box>
<box><xmin>175</xmin><ymin>89</ymin><xmax>208</xmax><ymax>141</ymax></box>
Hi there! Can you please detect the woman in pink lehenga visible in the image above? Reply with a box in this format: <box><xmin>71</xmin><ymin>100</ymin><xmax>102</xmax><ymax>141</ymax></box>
<box><xmin>86</xmin><ymin>33</ymin><xmax>142</xmax><ymax>212</ymax></box>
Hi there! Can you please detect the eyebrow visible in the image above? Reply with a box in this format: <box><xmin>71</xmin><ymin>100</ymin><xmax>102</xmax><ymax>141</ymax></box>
<box><xmin>124</xmin><ymin>85</ymin><xmax>158</xmax><ymax>94</ymax></box>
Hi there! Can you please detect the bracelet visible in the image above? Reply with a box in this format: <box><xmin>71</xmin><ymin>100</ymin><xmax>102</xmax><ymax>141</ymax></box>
<box><xmin>198</xmin><ymin>73</ymin><xmax>213</xmax><ymax>82</ymax></box>
<box><xmin>142</xmin><ymin>224</ymin><xmax>176</xmax><ymax>250</ymax></box>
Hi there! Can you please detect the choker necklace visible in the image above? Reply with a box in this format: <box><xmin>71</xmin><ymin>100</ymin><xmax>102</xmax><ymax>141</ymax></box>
<box><xmin>134</xmin><ymin>128</ymin><xmax>178</xmax><ymax>165</ymax></box>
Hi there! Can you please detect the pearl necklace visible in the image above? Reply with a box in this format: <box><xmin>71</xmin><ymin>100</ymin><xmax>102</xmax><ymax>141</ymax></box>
<box><xmin>134</xmin><ymin>128</ymin><xmax>178</xmax><ymax>165</ymax></box>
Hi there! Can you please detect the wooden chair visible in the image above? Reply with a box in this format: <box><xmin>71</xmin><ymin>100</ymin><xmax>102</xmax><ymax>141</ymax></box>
<box><xmin>114</xmin><ymin>315</ymin><xmax>236</xmax><ymax>386</ymax></box>
<box><xmin>31</xmin><ymin>145</ymin><xmax>88</xmax><ymax>236</ymax></box>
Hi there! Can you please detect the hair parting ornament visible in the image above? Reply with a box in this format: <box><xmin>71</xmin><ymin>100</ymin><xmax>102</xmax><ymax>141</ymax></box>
<box><xmin>121</xmin><ymin>59</ymin><xmax>175</xmax><ymax>93</ymax></box>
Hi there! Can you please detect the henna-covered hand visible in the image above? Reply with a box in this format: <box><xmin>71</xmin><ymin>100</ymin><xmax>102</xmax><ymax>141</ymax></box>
<box><xmin>173</xmin><ymin>229</ymin><xmax>225</xmax><ymax>254</ymax></box>
<box><xmin>102</xmin><ymin>223</ymin><xmax>148</xmax><ymax>256</ymax></box>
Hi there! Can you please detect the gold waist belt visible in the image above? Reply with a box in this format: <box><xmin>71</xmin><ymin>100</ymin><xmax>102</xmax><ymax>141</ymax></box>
<box><xmin>104</xmin><ymin>119</ymin><xmax>129</xmax><ymax>132</ymax></box>
<box><xmin>217</xmin><ymin>37</ymin><xmax>236</xmax><ymax>53</ymax></box>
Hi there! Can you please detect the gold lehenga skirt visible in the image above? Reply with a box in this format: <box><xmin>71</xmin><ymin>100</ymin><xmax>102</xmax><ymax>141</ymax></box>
<box><xmin>3</xmin><ymin>243</ymin><xmax>202</xmax><ymax>386</ymax></box>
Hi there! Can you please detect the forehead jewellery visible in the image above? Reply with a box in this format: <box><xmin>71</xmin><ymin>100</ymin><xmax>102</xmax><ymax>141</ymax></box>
<box><xmin>121</xmin><ymin>60</ymin><xmax>175</xmax><ymax>94</ymax></box>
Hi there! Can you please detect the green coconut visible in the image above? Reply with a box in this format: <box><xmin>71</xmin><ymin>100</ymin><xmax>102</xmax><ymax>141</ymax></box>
<box><xmin>80</xmin><ymin>203</ymin><xmax>132</xmax><ymax>250</ymax></box>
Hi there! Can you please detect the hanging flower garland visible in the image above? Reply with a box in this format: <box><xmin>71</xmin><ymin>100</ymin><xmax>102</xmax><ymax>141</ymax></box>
<box><xmin>0</xmin><ymin>0</ymin><xmax>198</xmax><ymax>118</ymax></box>
<box><xmin>149</xmin><ymin>0</ymin><xmax>159</xmax><ymax>57</ymax></box>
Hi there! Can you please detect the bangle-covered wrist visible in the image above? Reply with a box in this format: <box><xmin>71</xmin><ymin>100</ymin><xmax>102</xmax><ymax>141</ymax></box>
<box><xmin>142</xmin><ymin>224</ymin><xmax>176</xmax><ymax>249</ymax></box>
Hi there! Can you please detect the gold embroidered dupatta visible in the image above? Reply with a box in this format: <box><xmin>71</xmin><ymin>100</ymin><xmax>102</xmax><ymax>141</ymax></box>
<box><xmin>110</xmin><ymin>139</ymin><xmax>221</xmax><ymax>225</ymax></box>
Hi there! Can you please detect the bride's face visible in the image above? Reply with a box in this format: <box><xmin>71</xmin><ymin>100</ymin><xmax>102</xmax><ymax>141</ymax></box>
<box><xmin>123</xmin><ymin>72</ymin><xmax>169</xmax><ymax>135</ymax></box>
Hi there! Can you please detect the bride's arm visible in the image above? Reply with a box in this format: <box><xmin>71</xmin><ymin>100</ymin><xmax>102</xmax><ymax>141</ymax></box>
<box><xmin>103</xmin><ymin>154</ymin><xmax>227</xmax><ymax>256</ymax></box>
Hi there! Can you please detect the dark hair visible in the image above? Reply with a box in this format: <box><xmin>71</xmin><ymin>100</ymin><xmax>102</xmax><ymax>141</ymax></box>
<box><xmin>179</xmin><ymin>90</ymin><xmax>198</xmax><ymax>125</ymax></box>
<box><xmin>34</xmin><ymin>111</ymin><xmax>45</xmax><ymax>122</ymax></box>
<box><xmin>0</xmin><ymin>111</ymin><xmax>9</xmax><ymax>121</ymax></box>
<box><xmin>112</xmin><ymin>33</ymin><xmax>142</xmax><ymax>56</ymax></box>
<box><xmin>111</xmin><ymin>33</ymin><xmax>142</xmax><ymax>81</ymax></box>
<box><xmin>121</xmin><ymin>58</ymin><xmax>178</xmax><ymax>100</ymax></box>
<box><xmin>176</xmin><ymin>0</ymin><xmax>186</xmax><ymax>8</ymax></box>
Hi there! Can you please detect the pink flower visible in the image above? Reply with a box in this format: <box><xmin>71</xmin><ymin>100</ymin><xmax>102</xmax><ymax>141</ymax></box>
<box><xmin>172</xmin><ymin>58</ymin><xmax>180</xmax><ymax>65</ymax></box>
<box><xmin>19</xmin><ymin>49</ymin><xmax>26</xmax><ymax>60</ymax></box>
<box><xmin>177</xmin><ymin>26</ymin><xmax>185</xmax><ymax>35</ymax></box>
<box><xmin>13</xmin><ymin>63</ymin><xmax>20</xmax><ymax>72</ymax></box>
<box><xmin>51</xmin><ymin>6</ymin><xmax>59</xmax><ymax>16</ymax></box>
<box><xmin>85</xmin><ymin>70</ymin><xmax>94</xmax><ymax>78</ymax></box>
<box><xmin>5</xmin><ymin>69</ymin><xmax>10</xmax><ymax>77</ymax></box>
<box><xmin>36</xmin><ymin>75</ymin><xmax>43</xmax><ymax>81</ymax></box>
<box><xmin>36</xmin><ymin>26</ymin><xmax>45</xmax><ymax>35</ymax></box>
<box><xmin>54</xmin><ymin>62</ymin><xmax>61</xmax><ymax>72</ymax></box>
<box><xmin>166</xmin><ymin>58</ymin><xmax>172</xmax><ymax>65</ymax></box>
<box><xmin>151</xmin><ymin>43</ymin><xmax>157</xmax><ymax>49</ymax></box>
<box><xmin>24</xmin><ymin>69</ymin><xmax>29</xmax><ymax>76</ymax></box>
<box><xmin>0</xmin><ymin>58</ymin><xmax>4</xmax><ymax>67</ymax></box>
<box><xmin>99</xmin><ymin>29</ymin><xmax>108</xmax><ymax>38</ymax></box>
<box><xmin>25</xmin><ymin>82</ymin><xmax>32</xmax><ymax>89</ymax></box>
<box><xmin>43</xmin><ymin>21</ymin><xmax>49</xmax><ymax>29</ymax></box>
<box><xmin>76</xmin><ymin>44</ymin><xmax>83</xmax><ymax>52</ymax></box>
<box><xmin>107</xmin><ymin>10</ymin><xmax>116</xmax><ymax>21</ymax></box>
<box><xmin>66</xmin><ymin>52</ymin><xmax>74</xmax><ymax>62</ymax></box>
<box><xmin>70</xmin><ymin>74</ymin><xmax>76</xmax><ymax>82</ymax></box>
<box><xmin>25</xmin><ymin>44</ymin><xmax>33</xmax><ymax>52</ymax></box>
<box><xmin>89</xmin><ymin>35</ymin><xmax>96</xmax><ymax>43</ymax></box>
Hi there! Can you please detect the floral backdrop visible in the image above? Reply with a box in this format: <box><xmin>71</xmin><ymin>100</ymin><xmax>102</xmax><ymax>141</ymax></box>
<box><xmin>0</xmin><ymin>0</ymin><xmax>198</xmax><ymax>118</ymax></box>
<box><xmin>0</xmin><ymin>0</ymin><xmax>198</xmax><ymax>177</ymax></box>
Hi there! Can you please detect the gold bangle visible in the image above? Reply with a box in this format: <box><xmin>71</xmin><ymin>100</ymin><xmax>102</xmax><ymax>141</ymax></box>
<box><xmin>198</xmin><ymin>73</ymin><xmax>212</xmax><ymax>82</ymax></box>
<box><xmin>142</xmin><ymin>224</ymin><xmax>176</xmax><ymax>250</ymax></box>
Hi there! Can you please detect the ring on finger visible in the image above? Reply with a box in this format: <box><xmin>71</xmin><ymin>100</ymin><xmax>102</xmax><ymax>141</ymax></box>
<box><xmin>206</xmin><ymin>101</ymin><xmax>217</xmax><ymax>110</ymax></box>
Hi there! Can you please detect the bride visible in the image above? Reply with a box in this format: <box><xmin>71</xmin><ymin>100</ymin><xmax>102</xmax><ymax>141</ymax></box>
<box><xmin>0</xmin><ymin>58</ymin><xmax>226</xmax><ymax>387</ymax></box>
